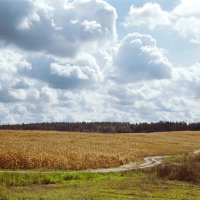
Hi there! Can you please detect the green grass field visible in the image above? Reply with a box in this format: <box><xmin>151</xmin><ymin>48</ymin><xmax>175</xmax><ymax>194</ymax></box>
<box><xmin>1</xmin><ymin>169</ymin><xmax>200</xmax><ymax>200</ymax></box>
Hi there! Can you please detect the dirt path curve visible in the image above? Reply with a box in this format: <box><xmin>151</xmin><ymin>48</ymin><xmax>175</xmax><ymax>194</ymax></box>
<box><xmin>86</xmin><ymin>155</ymin><xmax>168</xmax><ymax>173</ymax></box>
<box><xmin>86</xmin><ymin>149</ymin><xmax>200</xmax><ymax>173</ymax></box>
<box><xmin>194</xmin><ymin>149</ymin><xmax>200</xmax><ymax>154</ymax></box>
<box><xmin>0</xmin><ymin>149</ymin><xmax>199</xmax><ymax>174</ymax></box>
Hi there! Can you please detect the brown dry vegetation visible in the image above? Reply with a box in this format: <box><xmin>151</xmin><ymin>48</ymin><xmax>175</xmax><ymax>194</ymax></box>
<box><xmin>0</xmin><ymin>130</ymin><xmax>200</xmax><ymax>170</ymax></box>
<box><xmin>157</xmin><ymin>154</ymin><xmax>200</xmax><ymax>182</ymax></box>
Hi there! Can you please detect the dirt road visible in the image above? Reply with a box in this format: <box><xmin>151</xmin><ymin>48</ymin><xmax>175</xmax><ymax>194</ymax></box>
<box><xmin>86</xmin><ymin>155</ymin><xmax>168</xmax><ymax>173</ymax></box>
<box><xmin>86</xmin><ymin>149</ymin><xmax>200</xmax><ymax>173</ymax></box>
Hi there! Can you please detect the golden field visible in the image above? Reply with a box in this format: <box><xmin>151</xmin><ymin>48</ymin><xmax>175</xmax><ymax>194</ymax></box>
<box><xmin>0</xmin><ymin>130</ymin><xmax>200</xmax><ymax>170</ymax></box>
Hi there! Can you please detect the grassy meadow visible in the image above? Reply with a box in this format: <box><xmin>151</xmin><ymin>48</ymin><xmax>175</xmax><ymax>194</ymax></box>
<box><xmin>1</xmin><ymin>169</ymin><xmax>200</xmax><ymax>200</ymax></box>
<box><xmin>0</xmin><ymin>130</ymin><xmax>200</xmax><ymax>170</ymax></box>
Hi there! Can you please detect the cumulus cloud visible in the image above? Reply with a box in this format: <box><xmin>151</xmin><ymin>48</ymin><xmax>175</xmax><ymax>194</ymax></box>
<box><xmin>0</xmin><ymin>0</ymin><xmax>117</xmax><ymax>57</ymax></box>
<box><xmin>0</xmin><ymin>0</ymin><xmax>118</xmax><ymax>124</ymax></box>
<box><xmin>0</xmin><ymin>58</ymin><xmax>200</xmax><ymax>123</ymax></box>
<box><xmin>0</xmin><ymin>48</ymin><xmax>31</xmax><ymax>103</ymax></box>
<box><xmin>172</xmin><ymin>0</ymin><xmax>200</xmax><ymax>17</ymax></box>
<box><xmin>174</xmin><ymin>63</ymin><xmax>200</xmax><ymax>98</ymax></box>
<box><xmin>171</xmin><ymin>0</ymin><xmax>200</xmax><ymax>43</ymax></box>
<box><xmin>123</xmin><ymin>3</ymin><xmax>171</xmax><ymax>29</ymax></box>
<box><xmin>22</xmin><ymin>52</ymin><xmax>103</xmax><ymax>90</ymax></box>
<box><xmin>173</xmin><ymin>17</ymin><xmax>200</xmax><ymax>43</ymax></box>
<box><xmin>105</xmin><ymin>62</ymin><xmax>200</xmax><ymax>122</ymax></box>
<box><xmin>112</xmin><ymin>33</ymin><xmax>172</xmax><ymax>83</ymax></box>
<box><xmin>123</xmin><ymin>0</ymin><xmax>200</xmax><ymax>43</ymax></box>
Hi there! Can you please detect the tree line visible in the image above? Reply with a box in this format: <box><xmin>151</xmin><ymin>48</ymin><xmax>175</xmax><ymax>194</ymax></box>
<box><xmin>0</xmin><ymin>121</ymin><xmax>200</xmax><ymax>133</ymax></box>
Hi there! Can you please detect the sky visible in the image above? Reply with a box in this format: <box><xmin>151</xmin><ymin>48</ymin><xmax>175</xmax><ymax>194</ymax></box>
<box><xmin>0</xmin><ymin>0</ymin><xmax>200</xmax><ymax>124</ymax></box>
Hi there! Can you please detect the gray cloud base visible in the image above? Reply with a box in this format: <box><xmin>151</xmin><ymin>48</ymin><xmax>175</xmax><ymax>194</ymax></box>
<box><xmin>0</xmin><ymin>0</ymin><xmax>117</xmax><ymax>57</ymax></box>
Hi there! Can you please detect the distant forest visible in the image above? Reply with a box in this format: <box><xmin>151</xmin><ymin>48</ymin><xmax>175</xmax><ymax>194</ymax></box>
<box><xmin>0</xmin><ymin>121</ymin><xmax>200</xmax><ymax>133</ymax></box>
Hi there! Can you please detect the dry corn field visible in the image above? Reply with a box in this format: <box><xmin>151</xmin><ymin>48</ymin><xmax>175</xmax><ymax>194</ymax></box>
<box><xmin>0</xmin><ymin>130</ymin><xmax>200</xmax><ymax>170</ymax></box>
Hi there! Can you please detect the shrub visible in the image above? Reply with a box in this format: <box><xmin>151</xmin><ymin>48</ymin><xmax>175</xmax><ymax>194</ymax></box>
<box><xmin>157</xmin><ymin>154</ymin><xmax>200</xmax><ymax>182</ymax></box>
<box><xmin>157</xmin><ymin>163</ymin><xmax>172</xmax><ymax>178</ymax></box>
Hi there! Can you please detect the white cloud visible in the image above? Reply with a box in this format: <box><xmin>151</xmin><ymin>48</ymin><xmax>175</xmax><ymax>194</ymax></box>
<box><xmin>105</xmin><ymin>62</ymin><xmax>200</xmax><ymax>122</ymax></box>
<box><xmin>123</xmin><ymin>0</ymin><xmax>200</xmax><ymax>43</ymax></box>
<box><xmin>174</xmin><ymin>17</ymin><xmax>200</xmax><ymax>43</ymax></box>
<box><xmin>40</xmin><ymin>86</ymin><xmax>58</xmax><ymax>104</ymax></box>
<box><xmin>172</xmin><ymin>0</ymin><xmax>200</xmax><ymax>17</ymax></box>
<box><xmin>112</xmin><ymin>33</ymin><xmax>172</xmax><ymax>83</ymax></box>
<box><xmin>50</xmin><ymin>62</ymin><xmax>100</xmax><ymax>82</ymax></box>
<box><xmin>123</xmin><ymin>3</ymin><xmax>171</xmax><ymax>29</ymax></box>
<box><xmin>81</xmin><ymin>20</ymin><xmax>102</xmax><ymax>34</ymax></box>
<box><xmin>22</xmin><ymin>52</ymin><xmax>103</xmax><ymax>90</ymax></box>
<box><xmin>0</xmin><ymin>0</ymin><xmax>117</xmax><ymax>57</ymax></box>
<box><xmin>171</xmin><ymin>0</ymin><xmax>200</xmax><ymax>43</ymax></box>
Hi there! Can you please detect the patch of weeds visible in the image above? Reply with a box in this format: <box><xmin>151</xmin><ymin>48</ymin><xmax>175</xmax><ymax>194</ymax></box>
<box><xmin>0</xmin><ymin>173</ymin><xmax>62</xmax><ymax>186</ymax></box>
<box><xmin>0</xmin><ymin>185</ymin><xmax>11</xmax><ymax>200</ymax></box>
<box><xmin>63</xmin><ymin>174</ymin><xmax>81</xmax><ymax>181</ymax></box>
<box><xmin>165</xmin><ymin>153</ymin><xmax>189</xmax><ymax>164</ymax></box>
<box><xmin>157</xmin><ymin>154</ymin><xmax>200</xmax><ymax>183</ymax></box>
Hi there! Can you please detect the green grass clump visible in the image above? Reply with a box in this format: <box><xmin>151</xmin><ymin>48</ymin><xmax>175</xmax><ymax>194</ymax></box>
<box><xmin>0</xmin><ymin>172</ymin><xmax>104</xmax><ymax>187</ymax></box>
<box><xmin>165</xmin><ymin>153</ymin><xmax>189</xmax><ymax>163</ymax></box>
<box><xmin>0</xmin><ymin>173</ymin><xmax>60</xmax><ymax>186</ymax></box>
